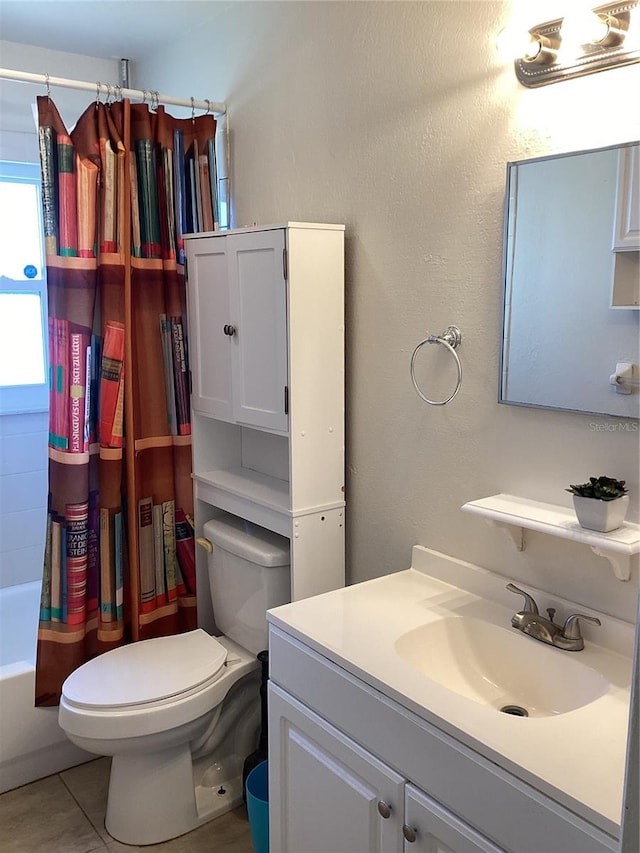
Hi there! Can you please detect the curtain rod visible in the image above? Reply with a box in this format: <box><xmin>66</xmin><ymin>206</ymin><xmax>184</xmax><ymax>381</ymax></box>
<box><xmin>0</xmin><ymin>67</ymin><xmax>226</xmax><ymax>116</ymax></box>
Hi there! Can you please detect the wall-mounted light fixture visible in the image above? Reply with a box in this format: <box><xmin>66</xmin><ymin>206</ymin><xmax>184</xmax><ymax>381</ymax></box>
<box><xmin>509</xmin><ymin>1</ymin><xmax>639</xmax><ymax>87</ymax></box>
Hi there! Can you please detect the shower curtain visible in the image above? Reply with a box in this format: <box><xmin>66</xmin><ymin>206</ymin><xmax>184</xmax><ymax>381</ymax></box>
<box><xmin>34</xmin><ymin>94</ymin><xmax>219</xmax><ymax>706</ymax></box>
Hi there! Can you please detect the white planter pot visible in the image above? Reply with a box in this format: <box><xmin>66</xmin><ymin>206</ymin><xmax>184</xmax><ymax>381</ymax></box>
<box><xmin>572</xmin><ymin>495</ymin><xmax>629</xmax><ymax>533</ymax></box>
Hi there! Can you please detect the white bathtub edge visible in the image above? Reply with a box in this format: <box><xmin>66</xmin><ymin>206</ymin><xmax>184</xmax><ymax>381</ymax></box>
<box><xmin>0</xmin><ymin>739</ymin><xmax>93</xmax><ymax>794</ymax></box>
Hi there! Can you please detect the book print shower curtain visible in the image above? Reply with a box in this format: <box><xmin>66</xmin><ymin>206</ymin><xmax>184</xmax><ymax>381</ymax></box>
<box><xmin>35</xmin><ymin>95</ymin><xmax>219</xmax><ymax>705</ymax></box>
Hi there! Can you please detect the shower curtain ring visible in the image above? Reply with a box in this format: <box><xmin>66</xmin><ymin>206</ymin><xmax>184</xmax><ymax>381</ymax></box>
<box><xmin>205</xmin><ymin>98</ymin><xmax>211</xmax><ymax>115</ymax></box>
<box><xmin>45</xmin><ymin>73</ymin><xmax>51</xmax><ymax>100</ymax></box>
<box><xmin>191</xmin><ymin>97</ymin><xmax>195</xmax><ymax>123</ymax></box>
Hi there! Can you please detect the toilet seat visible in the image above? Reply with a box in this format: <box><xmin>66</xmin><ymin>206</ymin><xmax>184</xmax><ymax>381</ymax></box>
<box><xmin>59</xmin><ymin>632</ymin><xmax>257</xmax><ymax>741</ymax></box>
<box><xmin>62</xmin><ymin>629</ymin><xmax>228</xmax><ymax>710</ymax></box>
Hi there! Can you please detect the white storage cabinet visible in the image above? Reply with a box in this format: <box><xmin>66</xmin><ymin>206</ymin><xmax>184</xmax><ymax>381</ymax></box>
<box><xmin>185</xmin><ymin>223</ymin><xmax>345</xmax><ymax>625</ymax></box>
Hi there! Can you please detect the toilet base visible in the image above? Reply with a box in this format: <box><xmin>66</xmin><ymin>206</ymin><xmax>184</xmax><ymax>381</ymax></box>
<box><xmin>106</xmin><ymin>742</ymin><xmax>198</xmax><ymax>845</ymax></box>
<box><xmin>106</xmin><ymin>746</ymin><xmax>247</xmax><ymax>846</ymax></box>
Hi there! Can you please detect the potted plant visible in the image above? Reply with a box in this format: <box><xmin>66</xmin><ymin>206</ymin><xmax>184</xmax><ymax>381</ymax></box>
<box><xmin>566</xmin><ymin>476</ymin><xmax>629</xmax><ymax>533</ymax></box>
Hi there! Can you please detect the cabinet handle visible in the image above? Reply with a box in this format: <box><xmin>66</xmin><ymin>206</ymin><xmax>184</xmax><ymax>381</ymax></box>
<box><xmin>377</xmin><ymin>801</ymin><xmax>392</xmax><ymax>819</ymax></box>
<box><xmin>402</xmin><ymin>825</ymin><xmax>418</xmax><ymax>843</ymax></box>
<box><xmin>223</xmin><ymin>324</ymin><xmax>236</xmax><ymax>336</ymax></box>
<box><xmin>196</xmin><ymin>537</ymin><xmax>213</xmax><ymax>553</ymax></box>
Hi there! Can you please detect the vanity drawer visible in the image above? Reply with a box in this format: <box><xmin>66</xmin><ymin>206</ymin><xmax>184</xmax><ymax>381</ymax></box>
<box><xmin>269</xmin><ymin>626</ymin><xmax>617</xmax><ymax>853</ymax></box>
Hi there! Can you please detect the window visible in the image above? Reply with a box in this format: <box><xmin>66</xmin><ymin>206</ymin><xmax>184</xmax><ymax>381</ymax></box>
<box><xmin>0</xmin><ymin>161</ymin><xmax>48</xmax><ymax>414</ymax></box>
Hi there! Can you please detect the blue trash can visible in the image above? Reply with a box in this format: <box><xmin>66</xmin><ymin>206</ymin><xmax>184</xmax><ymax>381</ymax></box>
<box><xmin>246</xmin><ymin>760</ymin><xmax>269</xmax><ymax>853</ymax></box>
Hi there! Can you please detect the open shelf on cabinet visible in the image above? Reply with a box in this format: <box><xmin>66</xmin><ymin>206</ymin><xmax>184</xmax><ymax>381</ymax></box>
<box><xmin>461</xmin><ymin>493</ymin><xmax>640</xmax><ymax>581</ymax></box>
<box><xmin>194</xmin><ymin>467</ymin><xmax>291</xmax><ymax>536</ymax></box>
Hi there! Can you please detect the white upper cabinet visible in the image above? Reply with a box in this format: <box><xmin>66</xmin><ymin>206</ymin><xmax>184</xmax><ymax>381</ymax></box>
<box><xmin>613</xmin><ymin>144</ymin><xmax>640</xmax><ymax>251</ymax></box>
<box><xmin>187</xmin><ymin>228</ymin><xmax>288</xmax><ymax>431</ymax></box>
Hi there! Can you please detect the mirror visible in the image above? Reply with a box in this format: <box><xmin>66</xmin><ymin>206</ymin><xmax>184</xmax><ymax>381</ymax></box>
<box><xmin>500</xmin><ymin>142</ymin><xmax>639</xmax><ymax>419</ymax></box>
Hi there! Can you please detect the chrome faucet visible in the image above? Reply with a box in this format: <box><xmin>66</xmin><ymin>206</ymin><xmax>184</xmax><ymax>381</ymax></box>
<box><xmin>506</xmin><ymin>583</ymin><xmax>601</xmax><ymax>652</ymax></box>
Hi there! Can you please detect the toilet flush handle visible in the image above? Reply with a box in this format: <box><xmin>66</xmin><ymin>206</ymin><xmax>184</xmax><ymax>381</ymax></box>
<box><xmin>196</xmin><ymin>537</ymin><xmax>213</xmax><ymax>553</ymax></box>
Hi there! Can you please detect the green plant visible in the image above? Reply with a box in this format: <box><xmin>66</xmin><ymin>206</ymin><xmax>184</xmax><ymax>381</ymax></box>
<box><xmin>566</xmin><ymin>476</ymin><xmax>628</xmax><ymax>502</ymax></box>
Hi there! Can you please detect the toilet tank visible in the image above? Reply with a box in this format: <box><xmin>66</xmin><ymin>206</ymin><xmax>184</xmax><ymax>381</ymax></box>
<box><xmin>203</xmin><ymin>514</ymin><xmax>291</xmax><ymax>655</ymax></box>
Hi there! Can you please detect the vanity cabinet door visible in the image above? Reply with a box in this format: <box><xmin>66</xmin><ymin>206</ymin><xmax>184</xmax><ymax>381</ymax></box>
<box><xmin>269</xmin><ymin>683</ymin><xmax>405</xmax><ymax>853</ymax></box>
<box><xmin>403</xmin><ymin>784</ymin><xmax>506</xmax><ymax>853</ymax></box>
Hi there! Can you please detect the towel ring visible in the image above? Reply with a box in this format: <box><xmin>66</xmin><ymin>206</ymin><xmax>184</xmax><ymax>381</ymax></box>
<box><xmin>410</xmin><ymin>326</ymin><xmax>462</xmax><ymax>406</ymax></box>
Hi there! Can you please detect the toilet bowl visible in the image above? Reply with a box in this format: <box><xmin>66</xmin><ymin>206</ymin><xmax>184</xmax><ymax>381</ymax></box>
<box><xmin>58</xmin><ymin>513</ymin><xmax>291</xmax><ymax>846</ymax></box>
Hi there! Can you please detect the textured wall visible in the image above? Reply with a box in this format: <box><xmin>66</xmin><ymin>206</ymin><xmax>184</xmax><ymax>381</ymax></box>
<box><xmin>30</xmin><ymin>2</ymin><xmax>640</xmax><ymax>619</ymax></box>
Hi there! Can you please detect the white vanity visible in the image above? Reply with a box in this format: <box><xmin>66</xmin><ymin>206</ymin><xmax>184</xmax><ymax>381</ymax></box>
<box><xmin>267</xmin><ymin>547</ymin><xmax>633</xmax><ymax>853</ymax></box>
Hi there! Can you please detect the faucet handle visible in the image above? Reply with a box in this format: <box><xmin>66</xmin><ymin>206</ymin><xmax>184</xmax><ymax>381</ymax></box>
<box><xmin>506</xmin><ymin>583</ymin><xmax>539</xmax><ymax>614</ymax></box>
<box><xmin>561</xmin><ymin>613</ymin><xmax>602</xmax><ymax>640</ymax></box>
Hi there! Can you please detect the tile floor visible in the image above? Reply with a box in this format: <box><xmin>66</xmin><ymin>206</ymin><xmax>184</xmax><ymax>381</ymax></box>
<box><xmin>0</xmin><ymin>758</ymin><xmax>254</xmax><ymax>852</ymax></box>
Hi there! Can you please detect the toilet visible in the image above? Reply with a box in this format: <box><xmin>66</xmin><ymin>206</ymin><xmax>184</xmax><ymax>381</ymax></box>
<box><xmin>58</xmin><ymin>513</ymin><xmax>291</xmax><ymax>846</ymax></box>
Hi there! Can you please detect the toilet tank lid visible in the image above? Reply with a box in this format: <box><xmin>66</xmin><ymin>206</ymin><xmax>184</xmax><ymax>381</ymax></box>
<box><xmin>61</xmin><ymin>630</ymin><xmax>228</xmax><ymax>709</ymax></box>
<box><xmin>203</xmin><ymin>515</ymin><xmax>290</xmax><ymax>567</ymax></box>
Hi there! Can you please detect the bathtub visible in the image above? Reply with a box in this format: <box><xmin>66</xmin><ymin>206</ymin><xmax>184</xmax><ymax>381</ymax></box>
<box><xmin>0</xmin><ymin>581</ymin><xmax>90</xmax><ymax>793</ymax></box>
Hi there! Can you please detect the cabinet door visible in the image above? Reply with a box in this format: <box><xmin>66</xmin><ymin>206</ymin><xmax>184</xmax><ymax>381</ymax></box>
<box><xmin>186</xmin><ymin>238</ymin><xmax>234</xmax><ymax>420</ymax></box>
<box><xmin>403</xmin><ymin>784</ymin><xmax>505</xmax><ymax>853</ymax></box>
<box><xmin>613</xmin><ymin>145</ymin><xmax>640</xmax><ymax>251</ymax></box>
<box><xmin>227</xmin><ymin>229</ymin><xmax>288</xmax><ymax>432</ymax></box>
<box><xmin>269</xmin><ymin>683</ymin><xmax>405</xmax><ymax>853</ymax></box>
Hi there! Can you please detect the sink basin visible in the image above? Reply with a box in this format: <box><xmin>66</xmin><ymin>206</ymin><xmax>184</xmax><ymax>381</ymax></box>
<box><xmin>394</xmin><ymin>617</ymin><xmax>609</xmax><ymax>717</ymax></box>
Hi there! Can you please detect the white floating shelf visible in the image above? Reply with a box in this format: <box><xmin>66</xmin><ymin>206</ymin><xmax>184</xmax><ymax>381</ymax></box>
<box><xmin>461</xmin><ymin>493</ymin><xmax>640</xmax><ymax>581</ymax></box>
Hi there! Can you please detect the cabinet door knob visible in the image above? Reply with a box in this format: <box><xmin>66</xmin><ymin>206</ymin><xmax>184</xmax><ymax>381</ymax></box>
<box><xmin>402</xmin><ymin>825</ymin><xmax>418</xmax><ymax>843</ymax></box>
<box><xmin>377</xmin><ymin>801</ymin><xmax>392</xmax><ymax>819</ymax></box>
<box><xmin>223</xmin><ymin>324</ymin><xmax>236</xmax><ymax>336</ymax></box>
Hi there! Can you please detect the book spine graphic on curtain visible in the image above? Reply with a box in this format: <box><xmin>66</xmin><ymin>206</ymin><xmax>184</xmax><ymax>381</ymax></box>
<box><xmin>57</xmin><ymin>133</ymin><xmax>78</xmax><ymax>257</ymax></box>
<box><xmin>65</xmin><ymin>501</ymin><xmax>89</xmax><ymax>625</ymax></box>
<box><xmin>173</xmin><ymin>130</ymin><xmax>186</xmax><ymax>264</ymax></box>
<box><xmin>135</xmin><ymin>138</ymin><xmax>162</xmax><ymax>259</ymax></box>
<box><xmin>162</xmin><ymin>499</ymin><xmax>178</xmax><ymax>600</ymax></box>
<box><xmin>175</xmin><ymin>508</ymin><xmax>196</xmax><ymax>594</ymax></box>
<box><xmin>159</xmin><ymin>314</ymin><xmax>178</xmax><ymax>435</ymax></box>
<box><xmin>89</xmin><ymin>333</ymin><xmax>102</xmax><ymax>446</ymax></box>
<box><xmin>101</xmin><ymin>139</ymin><xmax>118</xmax><ymax>254</ymax></box>
<box><xmin>50</xmin><ymin>514</ymin><xmax>64</xmax><ymax>622</ymax></box>
<box><xmin>86</xmin><ymin>490</ymin><xmax>100</xmax><ymax>613</ymax></box>
<box><xmin>68</xmin><ymin>331</ymin><xmax>88</xmax><ymax>453</ymax></box>
<box><xmin>76</xmin><ymin>154</ymin><xmax>97</xmax><ymax>258</ymax></box>
<box><xmin>163</xmin><ymin>147</ymin><xmax>177</xmax><ymax>260</ymax></box>
<box><xmin>40</xmin><ymin>507</ymin><xmax>53</xmax><ymax>621</ymax></box>
<box><xmin>99</xmin><ymin>508</ymin><xmax>115</xmax><ymax>621</ymax></box>
<box><xmin>153</xmin><ymin>504</ymin><xmax>167</xmax><ymax>606</ymax></box>
<box><xmin>170</xmin><ymin>316</ymin><xmax>191</xmax><ymax>435</ymax></box>
<box><xmin>138</xmin><ymin>497</ymin><xmax>156</xmax><ymax>613</ymax></box>
<box><xmin>99</xmin><ymin>321</ymin><xmax>125</xmax><ymax>448</ymax></box>
<box><xmin>114</xmin><ymin>511</ymin><xmax>124</xmax><ymax>621</ymax></box>
<box><xmin>38</xmin><ymin>125</ymin><xmax>58</xmax><ymax>256</ymax></box>
<box><xmin>130</xmin><ymin>154</ymin><xmax>142</xmax><ymax>258</ymax></box>
<box><xmin>49</xmin><ymin>317</ymin><xmax>69</xmax><ymax>450</ymax></box>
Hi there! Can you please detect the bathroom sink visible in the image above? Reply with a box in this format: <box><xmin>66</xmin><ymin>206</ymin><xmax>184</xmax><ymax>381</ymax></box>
<box><xmin>394</xmin><ymin>617</ymin><xmax>609</xmax><ymax>717</ymax></box>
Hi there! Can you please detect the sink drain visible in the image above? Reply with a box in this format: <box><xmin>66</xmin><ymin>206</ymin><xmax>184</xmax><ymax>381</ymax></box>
<box><xmin>500</xmin><ymin>704</ymin><xmax>529</xmax><ymax>717</ymax></box>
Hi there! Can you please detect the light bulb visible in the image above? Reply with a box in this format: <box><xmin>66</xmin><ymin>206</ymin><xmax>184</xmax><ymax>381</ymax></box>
<box><xmin>560</xmin><ymin>8</ymin><xmax>606</xmax><ymax>56</ymax></box>
<box><xmin>496</xmin><ymin>26</ymin><xmax>541</xmax><ymax>62</ymax></box>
